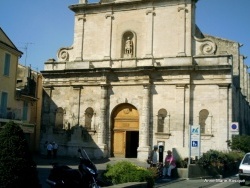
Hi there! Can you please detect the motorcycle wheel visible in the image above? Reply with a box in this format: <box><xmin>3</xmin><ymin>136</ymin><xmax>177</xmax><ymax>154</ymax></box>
<box><xmin>91</xmin><ymin>184</ymin><xmax>100</xmax><ymax>188</ymax></box>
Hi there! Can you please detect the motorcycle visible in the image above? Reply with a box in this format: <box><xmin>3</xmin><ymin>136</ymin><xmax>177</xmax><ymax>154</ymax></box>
<box><xmin>46</xmin><ymin>148</ymin><xmax>104</xmax><ymax>188</ymax></box>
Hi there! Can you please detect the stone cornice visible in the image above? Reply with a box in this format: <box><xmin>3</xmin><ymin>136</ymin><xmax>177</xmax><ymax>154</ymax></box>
<box><xmin>0</xmin><ymin>41</ymin><xmax>23</xmax><ymax>57</ymax></box>
<box><xmin>69</xmin><ymin>0</ymin><xmax>192</xmax><ymax>14</ymax></box>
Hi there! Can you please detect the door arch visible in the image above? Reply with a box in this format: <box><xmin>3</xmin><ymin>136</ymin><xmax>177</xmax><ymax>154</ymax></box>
<box><xmin>111</xmin><ymin>103</ymin><xmax>139</xmax><ymax>158</ymax></box>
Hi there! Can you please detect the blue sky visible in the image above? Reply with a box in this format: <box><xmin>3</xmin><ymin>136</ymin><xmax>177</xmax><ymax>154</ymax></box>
<box><xmin>0</xmin><ymin>0</ymin><xmax>249</xmax><ymax>72</ymax></box>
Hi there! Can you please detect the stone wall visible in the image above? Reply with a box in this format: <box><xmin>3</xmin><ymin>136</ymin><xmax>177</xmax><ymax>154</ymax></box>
<box><xmin>40</xmin><ymin>0</ymin><xmax>250</xmax><ymax>159</ymax></box>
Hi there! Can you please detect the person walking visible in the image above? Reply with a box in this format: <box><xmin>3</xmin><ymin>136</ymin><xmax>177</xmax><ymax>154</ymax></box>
<box><xmin>163</xmin><ymin>150</ymin><xmax>176</xmax><ymax>178</ymax></box>
<box><xmin>52</xmin><ymin>142</ymin><xmax>58</xmax><ymax>158</ymax></box>
<box><xmin>47</xmin><ymin>142</ymin><xmax>53</xmax><ymax>159</ymax></box>
<box><xmin>148</xmin><ymin>145</ymin><xmax>158</xmax><ymax>167</ymax></box>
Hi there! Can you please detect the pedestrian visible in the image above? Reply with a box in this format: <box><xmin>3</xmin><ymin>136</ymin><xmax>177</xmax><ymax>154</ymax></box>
<box><xmin>44</xmin><ymin>141</ymin><xmax>48</xmax><ymax>149</ymax></box>
<box><xmin>47</xmin><ymin>142</ymin><xmax>53</xmax><ymax>159</ymax></box>
<box><xmin>163</xmin><ymin>150</ymin><xmax>176</xmax><ymax>178</ymax></box>
<box><xmin>52</xmin><ymin>142</ymin><xmax>58</xmax><ymax>158</ymax></box>
<box><xmin>43</xmin><ymin>141</ymin><xmax>48</xmax><ymax>156</ymax></box>
<box><xmin>148</xmin><ymin>145</ymin><xmax>158</xmax><ymax>167</ymax></box>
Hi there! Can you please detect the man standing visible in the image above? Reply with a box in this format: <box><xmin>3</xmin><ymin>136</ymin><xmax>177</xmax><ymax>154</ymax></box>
<box><xmin>52</xmin><ymin>142</ymin><xmax>58</xmax><ymax>158</ymax></box>
<box><xmin>149</xmin><ymin>145</ymin><xmax>158</xmax><ymax>167</ymax></box>
<box><xmin>47</xmin><ymin>142</ymin><xmax>53</xmax><ymax>159</ymax></box>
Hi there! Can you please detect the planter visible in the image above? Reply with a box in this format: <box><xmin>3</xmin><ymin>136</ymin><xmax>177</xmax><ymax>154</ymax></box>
<box><xmin>188</xmin><ymin>164</ymin><xmax>218</xmax><ymax>179</ymax></box>
<box><xmin>176</xmin><ymin>168</ymin><xmax>188</xmax><ymax>178</ymax></box>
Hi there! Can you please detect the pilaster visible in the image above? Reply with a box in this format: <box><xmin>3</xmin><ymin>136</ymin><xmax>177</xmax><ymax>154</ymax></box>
<box><xmin>74</xmin><ymin>14</ymin><xmax>86</xmax><ymax>61</ymax></box>
<box><xmin>176</xmin><ymin>84</ymin><xmax>187</xmax><ymax>147</ymax></box>
<box><xmin>98</xmin><ymin>84</ymin><xmax>107</xmax><ymax>145</ymax></box>
<box><xmin>144</xmin><ymin>8</ymin><xmax>155</xmax><ymax>58</ymax></box>
<box><xmin>96</xmin><ymin>84</ymin><xmax>108</xmax><ymax>157</ymax></box>
<box><xmin>177</xmin><ymin>5</ymin><xmax>188</xmax><ymax>56</ymax></box>
<box><xmin>104</xmin><ymin>13</ymin><xmax>114</xmax><ymax>59</ymax></box>
<box><xmin>218</xmin><ymin>84</ymin><xmax>230</xmax><ymax>149</ymax></box>
<box><xmin>137</xmin><ymin>84</ymin><xmax>151</xmax><ymax>160</ymax></box>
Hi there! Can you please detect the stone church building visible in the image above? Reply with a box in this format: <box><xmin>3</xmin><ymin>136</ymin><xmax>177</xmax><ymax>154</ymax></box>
<box><xmin>40</xmin><ymin>0</ymin><xmax>250</xmax><ymax>160</ymax></box>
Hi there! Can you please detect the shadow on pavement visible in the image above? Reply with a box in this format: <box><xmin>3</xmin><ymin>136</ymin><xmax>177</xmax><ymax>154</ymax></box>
<box><xmin>33</xmin><ymin>154</ymin><xmax>179</xmax><ymax>188</ymax></box>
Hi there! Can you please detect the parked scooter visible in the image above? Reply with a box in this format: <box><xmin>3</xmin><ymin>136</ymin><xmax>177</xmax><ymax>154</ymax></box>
<box><xmin>46</xmin><ymin>148</ymin><xmax>103</xmax><ymax>188</ymax></box>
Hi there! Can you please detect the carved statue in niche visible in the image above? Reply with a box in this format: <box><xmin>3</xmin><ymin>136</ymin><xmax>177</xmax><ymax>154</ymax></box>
<box><xmin>124</xmin><ymin>37</ymin><xmax>133</xmax><ymax>56</ymax></box>
<box><xmin>122</xmin><ymin>31</ymin><xmax>135</xmax><ymax>58</ymax></box>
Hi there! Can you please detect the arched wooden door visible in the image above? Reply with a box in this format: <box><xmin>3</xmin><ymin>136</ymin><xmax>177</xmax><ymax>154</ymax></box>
<box><xmin>112</xmin><ymin>103</ymin><xmax>139</xmax><ymax>157</ymax></box>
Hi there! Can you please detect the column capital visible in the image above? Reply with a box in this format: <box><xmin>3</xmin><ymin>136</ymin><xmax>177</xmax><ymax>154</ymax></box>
<box><xmin>72</xmin><ymin>85</ymin><xmax>83</xmax><ymax>90</ymax></box>
<box><xmin>177</xmin><ymin>6</ymin><xmax>188</xmax><ymax>12</ymax></box>
<box><xmin>100</xmin><ymin>84</ymin><xmax>108</xmax><ymax>89</ymax></box>
<box><xmin>146</xmin><ymin>10</ymin><xmax>156</xmax><ymax>16</ymax></box>
<box><xmin>77</xmin><ymin>14</ymin><xmax>86</xmax><ymax>21</ymax></box>
<box><xmin>105</xmin><ymin>14</ymin><xmax>114</xmax><ymax>19</ymax></box>
<box><xmin>176</xmin><ymin>84</ymin><xmax>187</xmax><ymax>89</ymax></box>
<box><xmin>143</xmin><ymin>83</ymin><xmax>151</xmax><ymax>89</ymax></box>
<box><xmin>44</xmin><ymin>86</ymin><xmax>54</xmax><ymax>90</ymax></box>
<box><xmin>218</xmin><ymin>84</ymin><xmax>231</xmax><ymax>89</ymax></box>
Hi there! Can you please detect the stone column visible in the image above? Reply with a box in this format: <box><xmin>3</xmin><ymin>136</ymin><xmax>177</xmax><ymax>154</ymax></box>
<box><xmin>145</xmin><ymin>9</ymin><xmax>155</xmax><ymax>58</ymax></box>
<box><xmin>177</xmin><ymin>5</ymin><xmax>187</xmax><ymax>56</ymax></box>
<box><xmin>99</xmin><ymin>85</ymin><xmax>107</xmax><ymax>144</ymax></box>
<box><xmin>67</xmin><ymin>86</ymin><xmax>83</xmax><ymax>154</ymax></box>
<box><xmin>228</xmin><ymin>84</ymin><xmax>233</xmax><ymax>142</ymax></box>
<box><xmin>40</xmin><ymin>87</ymin><xmax>54</xmax><ymax>154</ymax></box>
<box><xmin>74</xmin><ymin>14</ymin><xmax>86</xmax><ymax>61</ymax></box>
<box><xmin>46</xmin><ymin>87</ymin><xmax>55</xmax><ymax>136</ymax></box>
<box><xmin>218</xmin><ymin>84</ymin><xmax>230</xmax><ymax>150</ymax></box>
<box><xmin>95</xmin><ymin>84</ymin><xmax>108</xmax><ymax>158</ymax></box>
<box><xmin>176</xmin><ymin>84</ymin><xmax>187</xmax><ymax>147</ymax></box>
<box><xmin>137</xmin><ymin>84</ymin><xmax>151</xmax><ymax>160</ymax></box>
<box><xmin>72</xmin><ymin>86</ymin><xmax>83</xmax><ymax>126</ymax></box>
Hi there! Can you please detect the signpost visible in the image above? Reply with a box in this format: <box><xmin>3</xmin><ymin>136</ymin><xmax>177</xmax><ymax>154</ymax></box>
<box><xmin>189</xmin><ymin>125</ymin><xmax>201</xmax><ymax>165</ymax></box>
<box><xmin>230</xmin><ymin>122</ymin><xmax>239</xmax><ymax>132</ymax></box>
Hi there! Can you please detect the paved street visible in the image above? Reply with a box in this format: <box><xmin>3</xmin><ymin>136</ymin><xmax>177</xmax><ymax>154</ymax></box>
<box><xmin>34</xmin><ymin>154</ymin><xmax>149</xmax><ymax>188</ymax></box>
<box><xmin>155</xmin><ymin>175</ymin><xmax>249</xmax><ymax>188</ymax></box>
<box><xmin>34</xmin><ymin>155</ymin><xmax>248</xmax><ymax>188</ymax></box>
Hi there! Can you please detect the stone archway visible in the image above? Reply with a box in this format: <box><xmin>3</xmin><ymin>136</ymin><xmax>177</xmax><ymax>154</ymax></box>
<box><xmin>112</xmin><ymin>103</ymin><xmax>139</xmax><ymax>158</ymax></box>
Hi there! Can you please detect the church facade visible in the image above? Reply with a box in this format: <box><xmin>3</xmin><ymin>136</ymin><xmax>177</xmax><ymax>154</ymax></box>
<box><xmin>40</xmin><ymin>0</ymin><xmax>250</xmax><ymax>160</ymax></box>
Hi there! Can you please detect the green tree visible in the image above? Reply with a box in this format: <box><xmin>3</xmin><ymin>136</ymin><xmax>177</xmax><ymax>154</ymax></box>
<box><xmin>0</xmin><ymin>121</ymin><xmax>40</xmax><ymax>188</ymax></box>
<box><xmin>231</xmin><ymin>135</ymin><xmax>250</xmax><ymax>153</ymax></box>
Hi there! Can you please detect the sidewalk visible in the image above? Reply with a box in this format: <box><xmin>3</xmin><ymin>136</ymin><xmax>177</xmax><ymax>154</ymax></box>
<box><xmin>34</xmin><ymin>154</ymin><xmax>182</xmax><ymax>187</ymax></box>
<box><xmin>34</xmin><ymin>154</ymin><xmax>149</xmax><ymax>172</ymax></box>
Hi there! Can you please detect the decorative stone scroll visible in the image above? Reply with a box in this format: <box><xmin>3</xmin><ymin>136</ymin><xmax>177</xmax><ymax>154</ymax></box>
<box><xmin>194</xmin><ymin>36</ymin><xmax>217</xmax><ymax>55</ymax></box>
<box><xmin>57</xmin><ymin>47</ymin><xmax>73</xmax><ymax>61</ymax></box>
